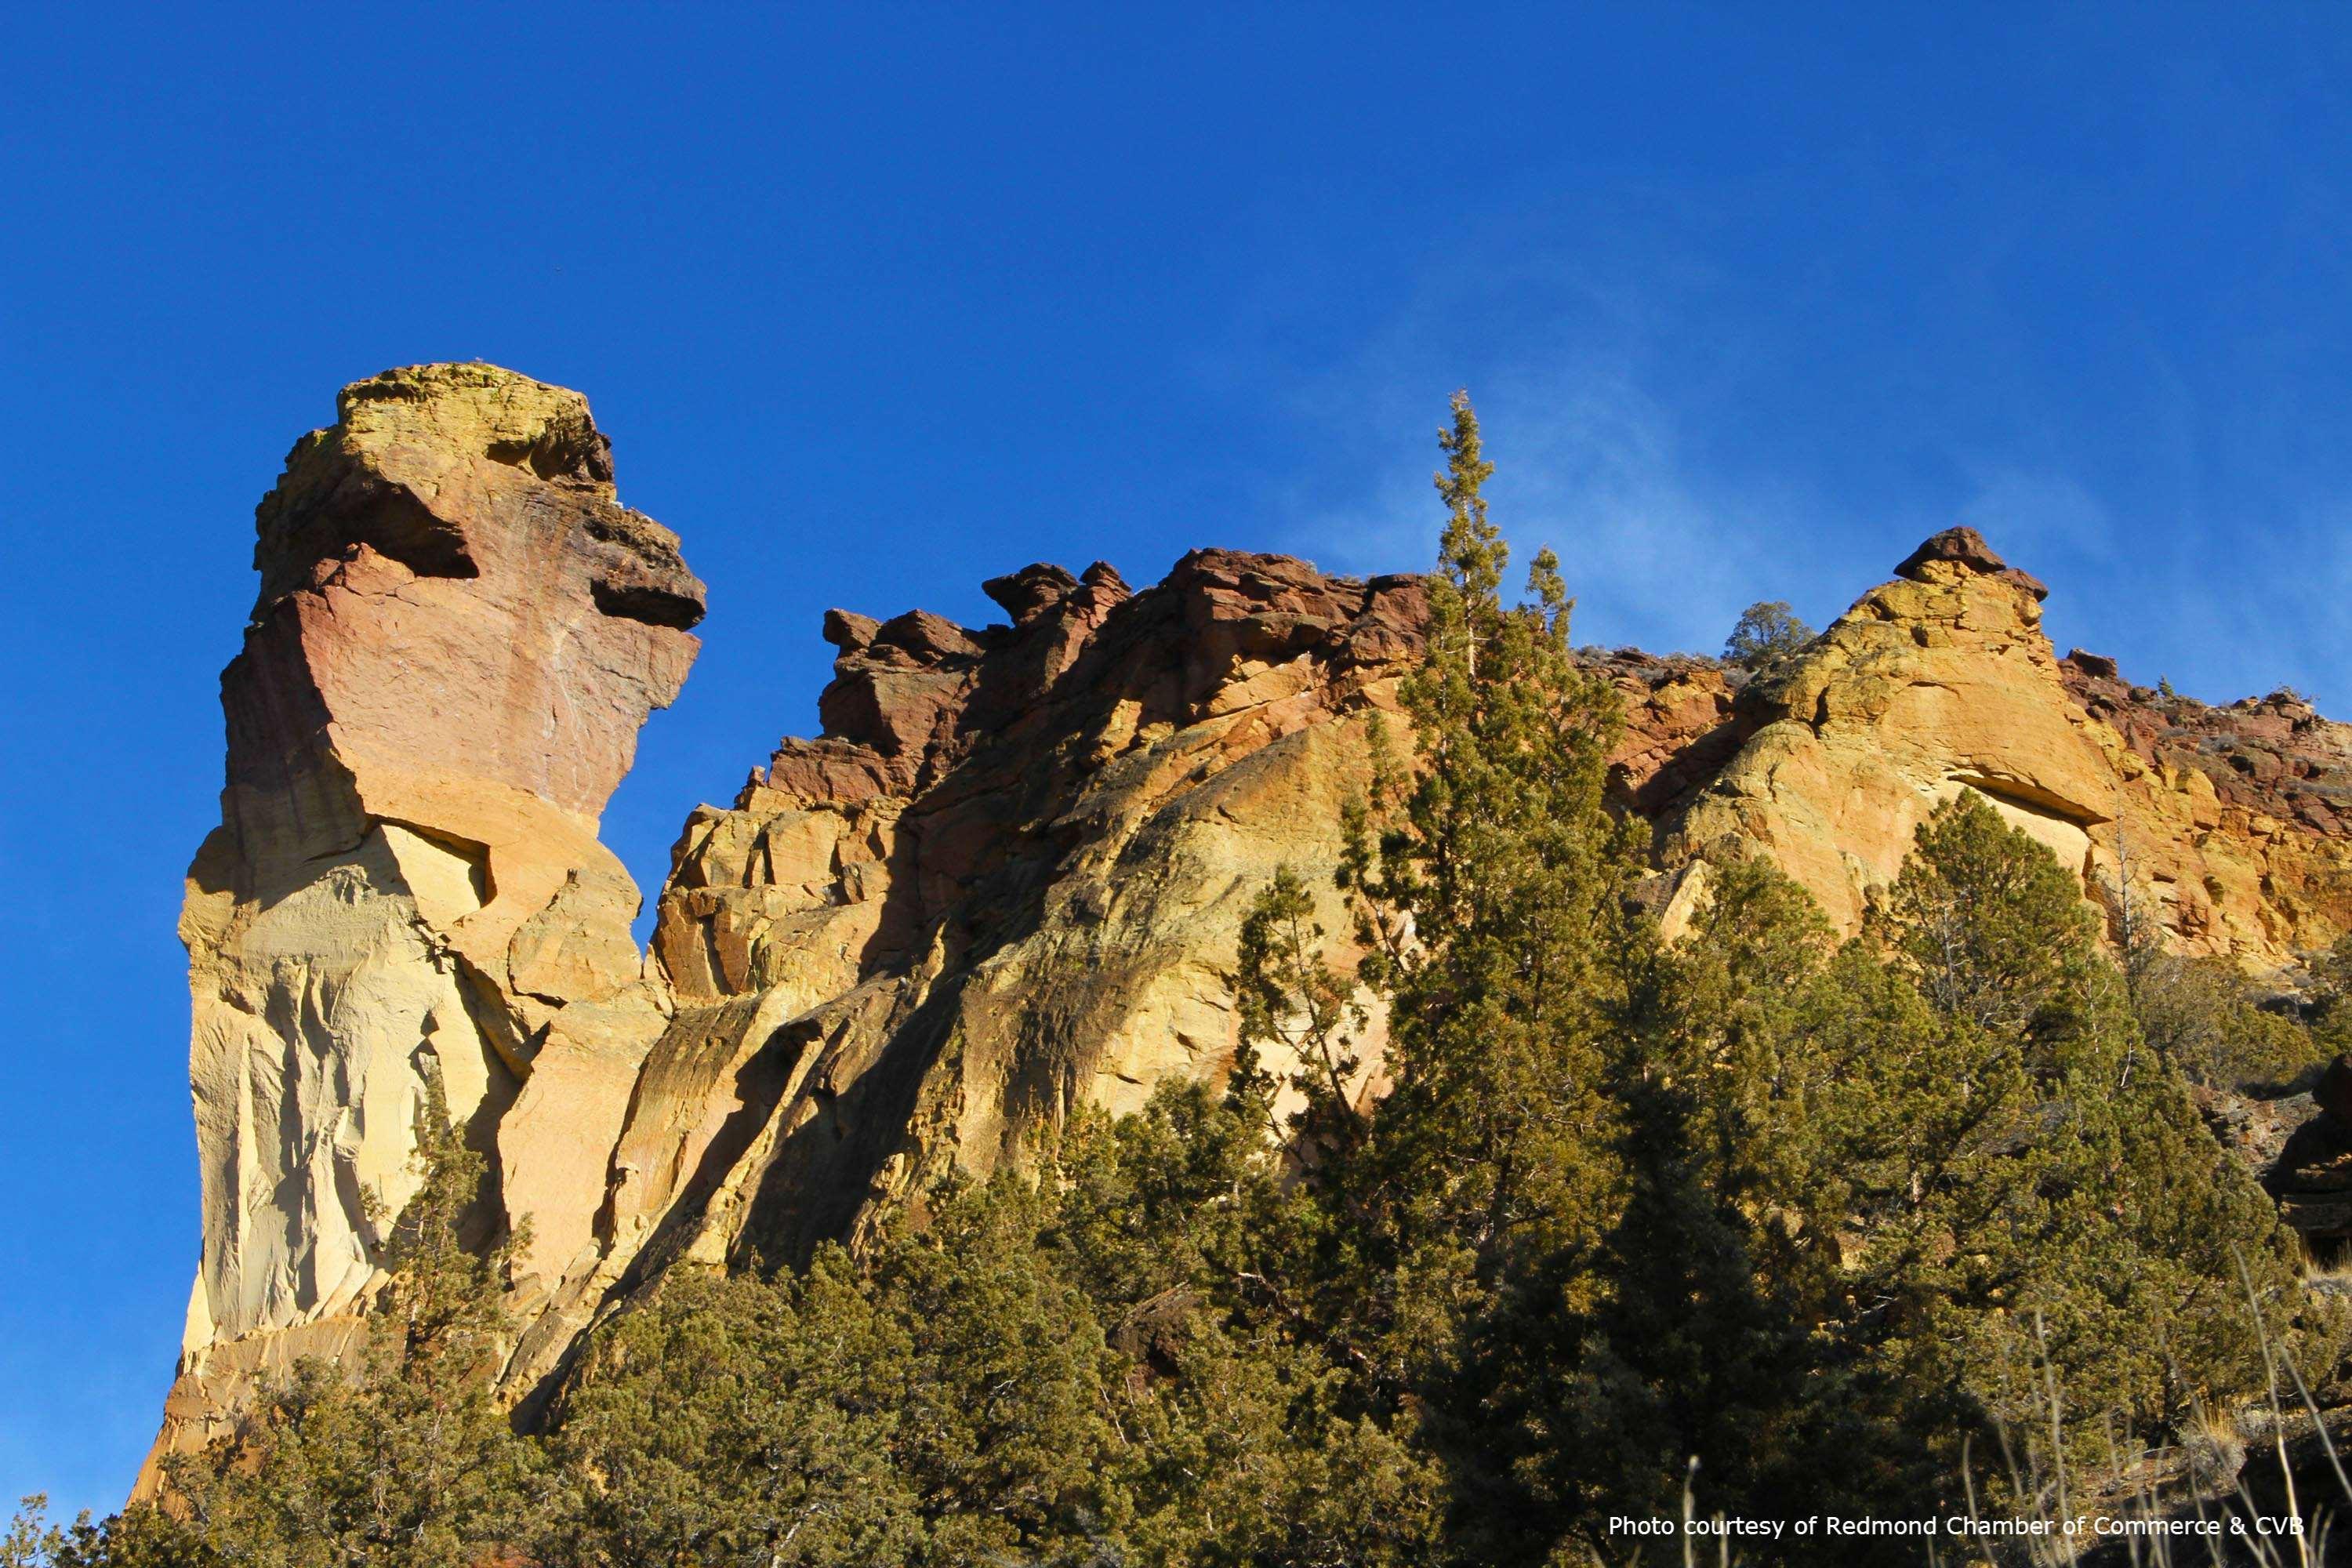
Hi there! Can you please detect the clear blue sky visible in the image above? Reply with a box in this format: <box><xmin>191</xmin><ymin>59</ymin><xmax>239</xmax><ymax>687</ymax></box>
<box><xmin>5</xmin><ymin>1</ymin><xmax>2350</xmax><ymax>1519</ymax></box>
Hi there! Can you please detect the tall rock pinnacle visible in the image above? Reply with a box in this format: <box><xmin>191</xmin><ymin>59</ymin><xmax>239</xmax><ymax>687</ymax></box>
<box><xmin>150</xmin><ymin>365</ymin><xmax>703</xmax><ymax>1483</ymax></box>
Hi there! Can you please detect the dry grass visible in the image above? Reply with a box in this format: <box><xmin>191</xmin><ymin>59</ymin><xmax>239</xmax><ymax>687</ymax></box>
<box><xmin>1640</xmin><ymin>1252</ymin><xmax>2352</xmax><ymax>1567</ymax></box>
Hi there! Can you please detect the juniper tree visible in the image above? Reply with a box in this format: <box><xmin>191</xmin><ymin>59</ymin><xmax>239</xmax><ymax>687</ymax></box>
<box><xmin>540</xmin><ymin>1260</ymin><xmax>925</xmax><ymax>1567</ymax></box>
<box><xmin>1345</xmin><ymin>389</ymin><xmax>1648</xmax><ymax>1306</ymax></box>
<box><xmin>541</xmin><ymin>1090</ymin><xmax>1445</xmax><ymax>1568</ymax></box>
<box><xmin>1857</xmin><ymin>793</ymin><xmax>2306</xmax><ymax>1441</ymax></box>
<box><xmin>1237</xmin><ymin>392</ymin><xmax>1802</xmax><ymax>1558</ymax></box>
<box><xmin>1051</xmin><ymin>1086</ymin><xmax>1446</xmax><ymax>1567</ymax></box>
<box><xmin>1722</xmin><ymin>600</ymin><xmax>1814</xmax><ymax>669</ymax></box>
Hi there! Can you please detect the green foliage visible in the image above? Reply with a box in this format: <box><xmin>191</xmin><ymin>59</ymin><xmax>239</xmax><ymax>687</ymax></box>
<box><xmin>543</xmin><ymin>1261</ymin><xmax>923</xmax><ymax>1566</ymax></box>
<box><xmin>550</xmin><ymin>1174</ymin><xmax>1134</xmax><ymax>1567</ymax></box>
<box><xmin>1052</xmin><ymin>1089</ymin><xmax>1446</xmax><ymax>1567</ymax></box>
<box><xmin>5</xmin><ymin>1495</ymin><xmax>192</xmax><ymax>1568</ymax></box>
<box><xmin>1219</xmin><ymin>397</ymin><xmax>2325</xmax><ymax>1557</ymax></box>
<box><xmin>5</xmin><ymin>1497</ymin><xmax>65</xmax><ymax>1568</ymax></box>
<box><xmin>548</xmin><ymin>1175</ymin><xmax>1134</xmax><ymax>1567</ymax></box>
<box><xmin>1854</xmin><ymin>797</ymin><xmax>2300</xmax><ymax>1436</ymax></box>
<box><xmin>539</xmin><ymin>1093</ymin><xmax>1443</xmax><ymax>1567</ymax></box>
<box><xmin>1236</xmin><ymin>394</ymin><xmax>1864</xmax><ymax>1557</ymax></box>
<box><xmin>1722</xmin><ymin>600</ymin><xmax>1815</xmax><ymax>669</ymax></box>
<box><xmin>1345</xmin><ymin>387</ymin><xmax>1646</xmax><ymax>1312</ymax></box>
<box><xmin>2307</xmin><ymin>931</ymin><xmax>2352</xmax><ymax>1057</ymax></box>
<box><xmin>2136</xmin><ymin>953</ymin><xmax>2321</xmax><ymax>1088</ymax></box>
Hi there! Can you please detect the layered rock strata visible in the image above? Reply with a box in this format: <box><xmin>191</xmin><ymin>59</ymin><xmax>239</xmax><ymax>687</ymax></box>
<box><xmin>147</xmin><ymin>369</ymin><xmax>2352</xmax><ymax>1490</ymax></box>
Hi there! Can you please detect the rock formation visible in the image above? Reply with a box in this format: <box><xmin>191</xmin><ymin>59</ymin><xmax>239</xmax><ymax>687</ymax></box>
<box><xmin>1653</xmin><ymin>528</ymin><xmax>2352</xmax><ymax>966</ymax></box>
<box><xmin>143</xmin><ymin>368</ymin><xmax>2352</xmax><ymax>1490</ymax></box>
<box><xmin>148</xmin><ymin>365</ymin><xmax>705</xmax><ymax>1484</ymax></box>
<box><xmin>493</xmin><ymin>546</ymin><xmax>1429</xmax><ymax>1410</ymax></box>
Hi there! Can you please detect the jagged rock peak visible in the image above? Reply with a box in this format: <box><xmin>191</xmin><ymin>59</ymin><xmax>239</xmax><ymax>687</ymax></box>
<box><xmin>769</xmin><ymin>548</ymin><xmax>1429</xmax><ymax>804</ymax></box>
<box><xmin>253</xmin><ymin>361</ymin><xmax>705</xmax><ymax>630</ymax></box>
<box><xmin>822</xmin><ymin>607</ymin><xmax>881</xmax><ymax>651</ymax></box>
<box><xmin>982</xmin><ymin>561</ymin><xmax>1083</xmax><ymax>623</ymax></box>
<box><xmin>1894</xmin><ymin>523</ymin><xmax>2010</xmax><ymax>578</ymax></box>
<box><xmin>1893</xmin><ymin>524</ymin><xmax>2049</xmax><ymax>601</ymax></box>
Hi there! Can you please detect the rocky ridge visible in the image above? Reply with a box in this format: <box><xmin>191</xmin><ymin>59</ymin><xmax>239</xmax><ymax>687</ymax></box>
<box><xmin>142</xmin><ymin>365</ymin><xmax>2352</xmax><ymax>1489</ymax></box>
<box><xmin>1643</xmin><ymin>528</ymin><xmax>2352</xmax><ymax>963</ymax></box>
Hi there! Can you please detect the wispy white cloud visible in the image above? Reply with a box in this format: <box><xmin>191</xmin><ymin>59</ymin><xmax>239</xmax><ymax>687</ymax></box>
<box><xmin>1951</xmin><ymin>466</ymin><xmax>2118</xmax><ymax>568</ymax></box>
<box><xmin>1209</xmin><ymin>188</ymin><xmax>2352</xmax><ymax>711</ymax></box>
<box><xmin>1250</xmin><ymin>285</ymin><xmax>1850</xmax><ymax>659</ymax></box>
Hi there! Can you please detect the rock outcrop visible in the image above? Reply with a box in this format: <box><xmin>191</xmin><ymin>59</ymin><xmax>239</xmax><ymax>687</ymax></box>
<box><xmin>148</xmin><ymin>365</ymin><xmax>704</xmax><ymax>1485</ymax></box>
<box><xmin>483</xmin><ymin>547</ymin><xmax>1434</xmax><ymax>1410</ymax></box>
<box><xmin>1655</xmin><ymin>528</ymin><xmax>2352</xmax><ymax>967</ymax></box>
<box><xmin>144</xmin><ymin>374</ymin><xmax>2352</xmax><ymax>1490</ymax></box>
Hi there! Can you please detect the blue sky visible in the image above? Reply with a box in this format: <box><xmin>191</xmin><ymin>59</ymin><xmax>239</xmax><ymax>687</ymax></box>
<box><xmin>5</xmin><ymin>0</ymin><xmax>2351</xmax><ymax>1518</ymax></box>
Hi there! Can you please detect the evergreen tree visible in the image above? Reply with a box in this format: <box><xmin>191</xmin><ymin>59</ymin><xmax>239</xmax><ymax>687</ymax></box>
<box><xmin>1323</xmin><ymin>390</ymin><xmax>1646</xmax><ymax>1367</ymax></box>
<box><xmin>544</xmin><ymin>1088</ymin><xmax>1446</xmax><ymax>1568</ymax></box>
<box><xmin>542</xmin><ymin>1260</ymin><xmax>924</xmax><ymax>1567</ymax></box>
<box><xmin>2133</xmin><ymin>952</ymin><xmax>2319</xmax><ymax>1089</ymax></box>
<box><xmin>1722</xmin><ymin>601</ymin><xmax>1814</xmax><ymax>669</ymax></box>
<box><xmin>550</xmin><ymin>1173</ymin><xmax>1131</xmax><ymax>1568</ymax></box>
<box><xmin>1053</xmin><ymin>1086</ymin><xmax>1446</xmax><ymax>1567</ymax></box>
<box><xmin>1236</xmin><ymin>392</ymin><xmax>1844</xmax><ymax>1559</ymax></box>
<box><xmin>1857</xmin><ymin>794</ymin><xmax>2303</xmax><ymax>1441</ymax></box>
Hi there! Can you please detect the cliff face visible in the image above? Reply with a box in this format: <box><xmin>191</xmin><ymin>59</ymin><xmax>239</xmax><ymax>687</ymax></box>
<box><xmin>492</xmin><ymin>546</ymin><xmax>1430</xmax><ymax>1411</ymax></box>
<box><xmin>143</xmin><ymin>365</ymin><xmax>2352</xmax><ymax>1486</ymax></box>
<box><xmin>152</xmin><ymin>365</ymin><xmax>706</xmax><ymax>1483</ymax></box>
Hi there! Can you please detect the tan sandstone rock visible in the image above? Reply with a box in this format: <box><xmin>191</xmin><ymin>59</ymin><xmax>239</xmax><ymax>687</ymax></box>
<box><xmin>1661</xmin><ymin>527</ymin><xmax>2115</xmax><ymax>934</ymax></box>
<box><xmin>613</xmin><ymin>551</ymin><xmax>1428</xmax><ymax>1280</ymax></box>
<box><xmin>143</xmin><ymin>364</ymin><xmax>703</xmax><ymax>1492</ymax></box>
<box><xmin>1656</xmin><ymin>527</ymin><xmax>2352</xmax><ymax>967</ymax></box>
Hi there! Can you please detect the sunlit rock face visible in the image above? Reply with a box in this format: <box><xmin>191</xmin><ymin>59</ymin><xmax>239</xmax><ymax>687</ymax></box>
<box><xmin>1654</xmin><ymin>527</ymin><xmax>2352</xmax><ymax>967</ymax></box>
<box><xmin>143</xmin><ymin>372</ymin><xmax>2352</xmax><ymax>1496</ymax></box>
<box><xmin>150</xmin><ymin>364</ymin><xmax>704</xmax><ymax>1486</ymax></box>
<box><xmin>619</xmin><ymin>550</ymin><xmax>1429</xmax><ymax>1291</ymax></box>
<box><xmin>487</xmin><ymin>546</ymin><xmax>1443</xmax><ymax>1425</ymax></box>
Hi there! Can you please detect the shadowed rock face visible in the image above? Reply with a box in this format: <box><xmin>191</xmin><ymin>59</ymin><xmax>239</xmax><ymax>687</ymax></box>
<box><xmin>627</xmin><ymin>550</ymin><xmax>1430</xmax><ymax>1296</ymax></box>
<box><xmin>143</xmin><ymin>378</ymin><xmax>2352</xmax><ymax>1495</ymax></box>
